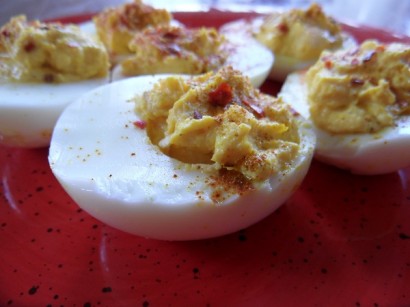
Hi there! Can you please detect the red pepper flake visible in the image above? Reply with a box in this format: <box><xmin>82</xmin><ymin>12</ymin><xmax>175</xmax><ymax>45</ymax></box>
<box><xmin>133</xmin><ymin>120</ymin><xmax>146</xmax><ymax>129</ymax></box>
<box><xmin>350</xmin><ymin>78</ymin><xmax>364</xmax><ymax>86</ymax></box>
<box><xmin>277</xmin><ymin>22</ymin><xmax>289</xmax><ymax>33</ymax></box>
<box><xmin>208</xmin><ymin>82</ymin><xmax>233</xmax><ymax>107</ymax></box>
<box><xmin>163</xmin><ymin>31</ymin><xmax>179</xmax><ymax>40</ymax></box>
<box><xmin>24</xmin><ymin>41</ymin><xmax>36</xmax><ymax>52</ymax></box>
<box><xmin>193</xmin><ymin>110</ymin><xmax>202</xmax><ymax>119</ymax></box>
<box><xmin>324</xmin><ymin>60</ymin><xmax>333</xmax><ymax>69</ymax></box>
<box><xmin>1</xmin><ymin>30</ymin><xmax>10</xmax><ymax>37</ymax></box>
<box><xmin>376</xmin><ymin>45</ymin><xmax>386</xmax><ymax>53</ymax></box>
<box><xmin>242</xmin><ymin>100</ymin><xmax>265</xmax><ymax>118</ymax></box>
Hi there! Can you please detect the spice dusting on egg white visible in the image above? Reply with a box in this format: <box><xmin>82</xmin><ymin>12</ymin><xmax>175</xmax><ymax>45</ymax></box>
<box><xmin>49</xmin><ymin>67</ymin><xmax>315</xmax><ymax>240</ymax></box>
<box><xmin>134</xmin><ymin>66</ymin><xmax>303</xmax><ymax>201</ymax></box>
<box><xmin>280</xmin><ymin>40</ymin><xmax>410</xmax><ymax>174</ymax></box>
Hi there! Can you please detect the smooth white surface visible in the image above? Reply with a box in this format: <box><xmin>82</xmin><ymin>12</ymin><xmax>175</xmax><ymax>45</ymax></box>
<box><xmin>280</xmin><ymin>72</ymin><xmax>410</xmax><ymax>175</ymax></box>
<box><xmin>0</xmin><ymin>77</ymin><xmax>109</xmax><ymax>147</ymax></box>
<box><xmin>49</xmin><ymin>75</ymin><xmax>316</xmax><ymax>240</ymax></box>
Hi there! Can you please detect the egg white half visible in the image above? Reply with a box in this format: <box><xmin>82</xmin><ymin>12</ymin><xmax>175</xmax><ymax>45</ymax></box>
<box><xmin>111</xmin><ymin>34</ymin><xmax>274</xmax><ymax>88</ymax></box>
<box><xmin>280</xmin><ymin>72</ymin><xmax>410</xmax><ymax>175</ymax></box>
<box><xmin>49</xmin><ymin>75</ymin><xmax>315</xmax><ymax>240</ymax></box>
<box><xmin>0</xmin><ymin>77</ymin><xmax>109</xmax><ymax>148</ymax></box>
<box><xmin>220</xmin><ymin>16</ymin><xmax>356</xmax><ymax>82</ymax></box>
<box><xmin>82</xmin><ymin>20</ymin><xmax>273</xmax><ymax>87</ymax></box>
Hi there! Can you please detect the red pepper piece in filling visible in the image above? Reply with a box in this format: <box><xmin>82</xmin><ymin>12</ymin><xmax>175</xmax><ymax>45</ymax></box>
<box><xmin>1</xmin><ymin>30</ymin><xmax>10</xmax><ymax>37</ymax></box>
<box><xmin>24</xmin><ymin>41</ymin><xmax>36</xmax><ymax>52</ymax></box>
<box><xmin>133</xmin><ymin>120</ymin><xmax>146</xmax><ymax>129</ymax></box>
<box><xmin>242</xmin><ymin>100</ymin><xmax>265</xmax><ymax>118</ymax></box>
<box><xmin>208</xmin><ymin>82</ymin><xmax>233</xmax><ymax>107</ymax></box>
<box><xmin>277</xmin><ymin>22</ymin><xmax>289</xmax><ymax>33</ymax></box>
<box><xmin>321</xmin><ymin>56</ymin><xmax>333</xmax><ymax>69</ymax></box>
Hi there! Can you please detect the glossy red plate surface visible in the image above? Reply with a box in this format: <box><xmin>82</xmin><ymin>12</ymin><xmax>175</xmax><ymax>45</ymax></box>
<box><xmin>1</xmin><ymin>10</ymin><xmax>410</xmax><ymax>307</ymax></box>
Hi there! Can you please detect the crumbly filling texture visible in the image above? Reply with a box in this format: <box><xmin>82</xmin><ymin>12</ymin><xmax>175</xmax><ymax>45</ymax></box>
<box><xmin>93</xmin><ymin>0</ymin><xmax>171</xmax><ymax>55</ymax></box>
<box><xmin>135</xmin><ymin>66</ymin><xmax>300</xmax><ymax>181</ymax></box>
<box><xmin>255</xmin><ymin>3</ymin><xmax>343</xmax><ymax>61</ymax></box>
<box><xmin>121</xmin><ymin>25</ymin><xmax>227</xmax><ymax>76</ymax></box>
<box><xmin>0</xmin><ymin>15</ymin><xmax>109</xmax><ymax>83</ymax></box>
<box><xmin>306</xmin><ymin>40</ymin><xmax>410</xmax><ymax>134</ymax></box>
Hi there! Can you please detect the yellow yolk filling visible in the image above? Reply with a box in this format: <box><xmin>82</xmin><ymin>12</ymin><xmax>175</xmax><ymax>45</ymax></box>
<box><xmin>0</xmin><ymin>15</ymin><xmax>109</xmax><ymax>83</ymax></box>
<box><xmin>306</xmin><ymin>40</ymin><xmax>410</xmax><ymax>134</ymax></box>
<box><xmin>135</xmin><ymin>66</ymin><xmax>300</xmax><ymax>181</ymax></box>
<box><xmin>255</xmin><ymin>3</ymin><xmax>343</xmax><ymax>61</ymax></box>
<box><xmin>121</xmin><ymin>25</ymin><xmax>227</xmax><ymax>76</ymax></box>
<box><xmin>93</xmin><ymin>0</ymin><xmax>171</xmax><ymax>55</ymax></box>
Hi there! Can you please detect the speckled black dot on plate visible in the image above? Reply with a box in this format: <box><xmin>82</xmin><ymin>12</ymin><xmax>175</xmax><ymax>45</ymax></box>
<box><xmin>1</xmin><ymin>11</ymin><xmax>410</xmax><ymax>307</ymax></box>
<box><xmin>28</xmin><ymin>286</ymin><xmax>39</xmax><ymax>295</ymax></box>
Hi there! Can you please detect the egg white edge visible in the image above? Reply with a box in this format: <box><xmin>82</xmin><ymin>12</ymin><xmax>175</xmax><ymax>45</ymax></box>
<box><xmin>49</xmin><ymin>75</ymin><xmax>315</xmax><ymax>240</ymax></box>
<box><xmin>220</xmin><ymin>16</ymin><xmax>357</xmax><ymax>82</ymax></box>
<box><xmin>82</xmin><ymin>18</ymin><xmax>275</xmax><ymax>87</ymax></box>
<box><xmin>110</xmin><ymin>34</ymin><xmax>273</xmax><ymax>88</ymax></box>
<box><xmin>280</xmin><ymin>72</ymin><xmax>410</xmax><ymax>175</ymax></box>
<box><xmin>0</xmin><ymin>21</ymin><xmax>110</xmax><ymax>148</ymax></box>
<box><xmin>0</xmin><ymin>76</ymin><xmax>109</xmax><ymax>148</ymax></box>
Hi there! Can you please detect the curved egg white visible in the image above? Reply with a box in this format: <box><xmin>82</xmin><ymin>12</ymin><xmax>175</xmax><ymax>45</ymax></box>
<box><xmin>111</xmin><ymin>34</ymin><xmax>274</xmax><ymax>88</ymax></box>
<box><xmin>48</xmin><ymin>75</ymin><xmax>315</xmax><ymax>240</ymax></box>
<box><xmin>79</xmin><ymin>20</ymin><xmax>275</xmax><ymax>87</ymax></box>
<box><xmin>78</xmin><ymin>21</ymin><xmax>96</xmax><ymax>34</ymax></box>
<box><xmin>82</xmin><ymin>20</ymin><xmax>273</xmax><ymax>87</ymax></box>
<box><xmin>220</xmin><ymin>17</ymin><xmax>356</xmax><ymax>82</ymax></box>
<box><xmin>0</xmin><ymin>77</ymin><xmax>109</xmax><ymax>148</ymax></box>
<box><xmin>280</xmin><ymin>72</ymin><xmax>410</xmax><ymax>175</ymax></box>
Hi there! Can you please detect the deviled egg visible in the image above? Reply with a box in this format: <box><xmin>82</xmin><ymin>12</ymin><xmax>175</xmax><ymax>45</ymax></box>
<box><xmin>280</xmin><ymin>40</ymin><xmax>410</xmax><ymax>174</ymax></box>
<box><xmin>49</xmin><ymin>67</ymin><xmax>315</xmax><ymax>240</ymax></box>
<box><xmin>0</xmin><ymin>15</ymin><xmax>109</xmax><ymax>148</ymax></box>
<box><xmin>88</xmin><ymin>0</ymin><xmax>273</xmax><ymax>87</ymax></box>
<box><xmin>92</xmin><ymin>0</ymin><xmax>174</xmax><ymax>63</ymax></box>
<box><xmin>110</xmin><ymin>24</ymin><xmax>274</xmax><ymax>88</ymax></box>
<box><xmin>220</xmin><ymin>3</ymin><xmax>356</xmax><ymax>81</ymax></box>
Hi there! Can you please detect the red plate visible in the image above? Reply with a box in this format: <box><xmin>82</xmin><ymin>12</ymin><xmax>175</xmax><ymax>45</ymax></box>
<box><xmin>1</xmin><ymin>10</ymin><xmax>410</xmax><ymax>306</ymax></box>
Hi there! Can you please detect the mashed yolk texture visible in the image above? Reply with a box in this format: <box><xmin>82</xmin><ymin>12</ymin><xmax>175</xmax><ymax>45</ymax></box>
<box><xmin>135</xmin><ymin>66</ymin><xmax>300</xmax><ymax>181</ymax></box>
<box><xmin>255</xmin><ymin>3</ymin><xmax>343</xmax><ymax>61</ymax></box>
<box><xmin>93</xmin><ymin>0</ymin><xmax>171</xmax><ymax>55</ymax></box>
<box><xmin>121</xmin><ymin>25</ymin><xmax>227</xmax><ymax>75</ymax></box>
<box><xmin>306</xmin><ymin>40</ymin><xmax>410</xmax><ymax>134</ymax></box>
<box><xmin>0</xmin><ymin>15</ymin><xmax>109</xmax><ymax>83</ymax></box>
